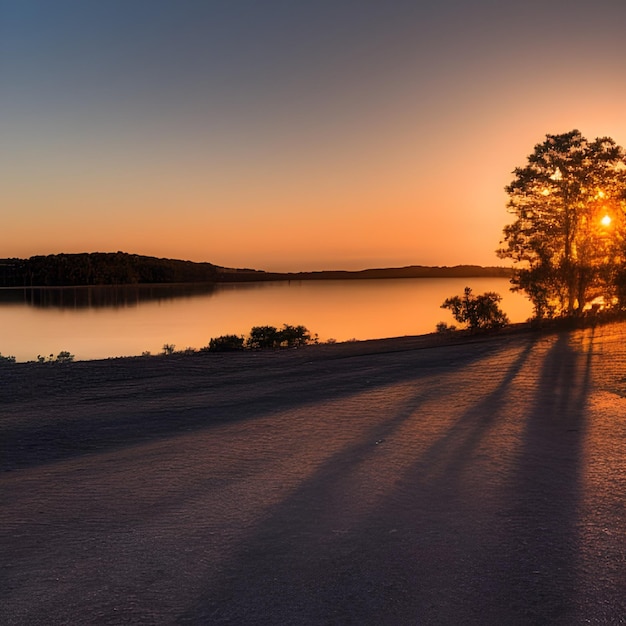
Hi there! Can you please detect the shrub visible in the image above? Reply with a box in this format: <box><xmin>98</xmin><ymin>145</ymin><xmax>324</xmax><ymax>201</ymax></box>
<box><xmin>207</xmin><ymin>335</ymin><xmax>245</xmax><ymax>352</ymax></box>
<box><xmin>278</xmin><ymin>324</ymin><xmax>312</xmax><ymax>347</ymax></box>
<box><xmin>55</xmin><ymin>350</ymin><xmax>75</xmax><ymax>363</ymax></box>
<box><xmin>36</xmin><ymin>351</ymin><xmax>75</xmax><ymax>363</ymax></box>
<box><xmin>441</xmin><ymin>287</ymin><xmax>509</xmax><ymax>331</ymax></box>
<box><xmin>435</xmin><ymin>321</ymin><xmax>456</xmax><ymax>334</ymax></box>
<box><xmin>162</xmin><ymin>343</ymin><xmax>176</xmax><ymax>355</ymax></box>
<box><xmin>0</xmin><ymin>352</ymin><xmax>16</xmax><ymax>364</ymax></box>
<box><xmin>246</xmin><ymin>326</ymin><xmax>280</xmax><ymax>349</ymax></box>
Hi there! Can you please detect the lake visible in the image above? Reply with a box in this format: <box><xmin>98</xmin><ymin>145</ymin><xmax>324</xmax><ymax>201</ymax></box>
<box><xmin>0</xmin><ymin>278</ymin><xmax>533</xmax><ymax>362</ymax></box>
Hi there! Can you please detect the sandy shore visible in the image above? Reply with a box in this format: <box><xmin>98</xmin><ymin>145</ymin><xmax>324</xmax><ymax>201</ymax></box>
<box><xmin>3</xmin><ymin>323</ymin><xmax>626</xmax><ymax>624</ymax></box>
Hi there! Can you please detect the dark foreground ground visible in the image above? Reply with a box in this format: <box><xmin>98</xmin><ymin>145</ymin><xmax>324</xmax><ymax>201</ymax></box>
<box><xmin>2</xmin><ymin>324</ymin><xmax>626</xmax><ymax>624</ymax></box>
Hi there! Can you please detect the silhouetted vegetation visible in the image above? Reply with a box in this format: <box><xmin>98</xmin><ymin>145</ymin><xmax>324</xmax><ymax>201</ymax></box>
<box><xmin>498</xmin><ymin>130</ymin><xmax>626</xmax><ymax>318</ymax></box>
<box><xmin>0</xmin><ymin>252</ymin><xmax>219</xmax><ymax>287</ymax></box>
<box><xmin>441</xmin><ymin>287</ymin><xmax>509</xmax><ymax>331</ymax></box>
<box><xmin>36</xmin><ymin>351</ymin><xmax>75</xmax><ymax>364</ymax></box>
<box><xmin>205</xmin><ymin>324</ymin><xmax>315</xmax><ymax>352</ymax></box>
<box><xmin>207</xmin><ymin>335</ymin><xmax>245</xmax><ymax>352</ymax></box>
<box><xmin>277</xmin><ymin>324</ymin><xmax>313</xmax><ymax>347</ymax></box>
<box><xmin>246</xmin><ymin>326</ymin><xmax>281</xmax><ymax>349</ymax></box>
<box><xmin>435</xmin><ymin>321</ymin><xmax>456</xmax><ymax>334</ymax></box>
<box><xmin>0</xmin><ymin>352</ymin><xmax>16</xmax><ymax>364</ymax></box>
<box><xmin>0</xmin><ymin>253</ymin><xmax>511</xmax><ymax>288</ymax></box>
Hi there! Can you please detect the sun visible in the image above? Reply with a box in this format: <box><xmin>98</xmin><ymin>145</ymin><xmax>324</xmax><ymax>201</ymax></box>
<box><xmin>601</xmin><ymin>214</ymin><xmax>612</xmax><ymax>227</ymax></box>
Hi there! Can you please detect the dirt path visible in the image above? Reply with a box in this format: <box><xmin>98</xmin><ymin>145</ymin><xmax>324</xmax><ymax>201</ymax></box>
<box><xmin>3</xmin><ymin>324</ymin><xmax>626</xmax><ymax>624</ymax></box>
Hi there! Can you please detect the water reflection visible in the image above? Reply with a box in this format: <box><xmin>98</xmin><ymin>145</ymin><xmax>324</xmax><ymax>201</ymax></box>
<box><xmin>0</xmin><ymin>283</ymin><xmax>218</xmax><ymax>309</ymax></box>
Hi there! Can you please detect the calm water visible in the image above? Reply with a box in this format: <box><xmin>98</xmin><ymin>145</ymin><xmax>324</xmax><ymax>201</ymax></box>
<box><xmin>0</xmin><ymin>278</ymin><xmax>532</xmax><ymax>362</ymax></box>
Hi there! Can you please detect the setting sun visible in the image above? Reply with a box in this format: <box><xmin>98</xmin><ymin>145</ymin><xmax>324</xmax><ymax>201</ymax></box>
<box><xmin>601</xmin><ymin>214</ymin><xmax>612</xmax><ymax>227</ymax></box>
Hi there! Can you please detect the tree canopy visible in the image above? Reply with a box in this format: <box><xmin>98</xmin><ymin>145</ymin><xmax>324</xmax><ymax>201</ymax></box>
<box><xmin>498</xmin><ymin>130</ymin><xmax>626</xmax><ymax>318</ymax></box>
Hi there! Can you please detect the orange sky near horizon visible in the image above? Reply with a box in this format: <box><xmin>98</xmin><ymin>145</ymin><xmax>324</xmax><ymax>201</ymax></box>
<box><xmin>2</xmin><ymin>1</ymin><xmax>626</xmax><ymax>272</ymax></box>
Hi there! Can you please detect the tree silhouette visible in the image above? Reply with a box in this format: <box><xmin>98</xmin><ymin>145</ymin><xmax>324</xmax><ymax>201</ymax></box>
<box><xmin>441</xmin><ymin>287</ymin><xmax>509</xmax><ymax>331</ymax></box>
<box><xmin>498</xmin><ymin>130</ymin><xmax>626</xmax><ymax>318</ymax></box>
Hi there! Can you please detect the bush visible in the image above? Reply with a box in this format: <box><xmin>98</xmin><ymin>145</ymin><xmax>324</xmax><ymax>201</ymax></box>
<box><xmin>36</xmin><ymin>351</ymin><xmax>74</xmax><ymax>363</ymax></box>
<box><xmin>435</xmin><ymin>321</ymin><xmax>456</xmax><ymax>334</ymax></box>
<box><xmin>0</xmin><ymin>352</ymin><xmax>16</xmax><ymax>364</ymax></box>
<box><xmin>55</xmin><ymin>350</ymin><xmax>75</xmax><ymax>363</ymax></box>
<box><xmin>441</xmin><ymin>287</ymin><xmax>509</xmax><ymax>331</ymax></box>
<box><xmin>207</xmin><ymin>335</ymin><xmax>245</xmax><ymax>352</ymax></box>
<box><xmin>278</xmin><ymin>324</ymin><xmax>312</xmax><ymax>347</ymax></box>
<box><xmin>245</xmin><ymin>324</ymin><xmax>315</xmax><ymax>349</ymax></box>
<box><xmin>246</xmin><ymin>326</ymin><xmax>279</xmax><ymax>349</ymax></box>
<box><xmin>162</xmin><ymin>343</ymin><xmax>176</xmax><ymax>355</ymax></box>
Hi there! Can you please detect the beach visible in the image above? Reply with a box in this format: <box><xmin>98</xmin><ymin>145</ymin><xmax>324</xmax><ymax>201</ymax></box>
<box><xmin>3</xmin><ymin>323</ymin><xmax>626</xmax><ymax>624</ymax></box>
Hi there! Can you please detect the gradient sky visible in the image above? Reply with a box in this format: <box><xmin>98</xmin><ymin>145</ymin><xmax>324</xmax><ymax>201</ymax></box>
<box><xmin>2</xmin><ymin>0</ymin><xmax>626</xmax><ymax>271</ymax></box>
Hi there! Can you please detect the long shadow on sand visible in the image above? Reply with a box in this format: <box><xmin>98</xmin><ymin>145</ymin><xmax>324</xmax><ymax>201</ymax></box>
<box><xmin>3</xmin><ymin>334</ymin><xmax>524</xmax><ymax>471</ymax></box>
<box><xmin>179</xmin><ymin>335</ymin><xmax>541</xmax><ymax>624</ymax></box>
<box><xmin>483</xmin><ymin>329</ymin><xmax>593</xmax><ymax>622</ymax></box>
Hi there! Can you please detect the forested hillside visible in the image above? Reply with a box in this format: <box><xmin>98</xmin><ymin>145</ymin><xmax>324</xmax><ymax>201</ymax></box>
<box><xmin>0</xmin><ymin>253</ymin><xmax>511</xmax><ymax>287</ymax></box>
<box><xmin>0</xmin><ymin>253</ymin><xmax>219</xmax><ymax>287</ymax></box>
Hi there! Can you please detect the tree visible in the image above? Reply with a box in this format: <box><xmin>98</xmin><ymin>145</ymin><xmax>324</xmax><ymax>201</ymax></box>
<box><xmin>441</xmin><ymin>287</ymin><xmax>509</xmax><ymax>331</ymax></box>
<box><xmin>498</xmin><ymin>130</ymin><xmax>626</xmax><ymax>318</ymax></box>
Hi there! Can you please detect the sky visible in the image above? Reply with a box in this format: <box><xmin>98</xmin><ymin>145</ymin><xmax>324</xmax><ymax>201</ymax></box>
<box><xmin>2</xmin><ymin>0</ymin><xmax>626</xmax><ymax>272</ymax></box>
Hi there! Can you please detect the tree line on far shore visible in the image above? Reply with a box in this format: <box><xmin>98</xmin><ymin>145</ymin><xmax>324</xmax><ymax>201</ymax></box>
<box><xmin>0</xmin><ymin>252</ymin><xmax>220</xmax><ymax>287</ymax></box>
<box><xmin>0</xmin><ymin>252</ymin><xmax>511</xmax><ymax>288</ymax></box>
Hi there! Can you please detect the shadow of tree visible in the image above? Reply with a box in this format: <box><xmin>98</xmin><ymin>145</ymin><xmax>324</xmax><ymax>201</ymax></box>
<box><xmin>482</xmin><ymin>329</ymin><xmax>593</xmax><ymax>622</ymax></box>
<box><xmin>179</xmin><ymin>336</ymin><xmax>542</xmax><ymax>624</ymax></box>
<box><xmin>2</xmin><ymin>335</ymin><xmax>514</xmax><ymax>470</ymax></box>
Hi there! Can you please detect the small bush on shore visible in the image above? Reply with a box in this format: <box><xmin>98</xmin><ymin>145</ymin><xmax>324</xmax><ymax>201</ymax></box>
<box><xmin>436</xmin><ymin>321</ymin><xmax>456</xmax><ymax>333</ymax></box>
<box><xmin>207</xmin><ymin>335</ymin><xmax>245</xmax><ymax>352</ymax></box>
<box><xmin>246</xmin><ymin>325</ymin><xmax>280</xmax><ymax>349</ymax></box>
<box><xmin>36</xmin><ymin>351</ymin><xmax>75</xmax><ymax>363</ymax></box>
<box><xmin>441</xmin><ymin>287</ymin><xmax>509</xmax><ymax>331</ymax></box>
<box><xmin>0</xmin><ymin>352</ymin><xmax>16</xmax><ymax>364</ymax></box>
<box><xmin>245</xmin><ymin>324</ymin><xmax>315</xmax><ymax>349</ymax></box>
<box><xmin>279</xmin><ymin>324</ymin><xmax>312</xmax><ymax>347</ymax></box>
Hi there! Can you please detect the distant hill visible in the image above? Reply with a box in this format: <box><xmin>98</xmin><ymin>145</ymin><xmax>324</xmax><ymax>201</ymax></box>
<box><xmin>0</xmin><ymin>253</ymin><xmax>512</xmax><ymax>287</ymax></box>
<box><xmin>0</xmin><ymin>252</ymin><xmax>219</xmax><ymax>287</ymax></box>
<box><xmin>221</xmin><ymin>265</ymin><xmax>513</xmax><ymax>282</ymax></box>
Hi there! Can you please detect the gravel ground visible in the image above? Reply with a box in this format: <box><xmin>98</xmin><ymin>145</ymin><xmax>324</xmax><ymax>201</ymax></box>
<box><xmin>2</xmin><ymin>323</ymin><xmax>626</xmax><ymax>625</ymax></box>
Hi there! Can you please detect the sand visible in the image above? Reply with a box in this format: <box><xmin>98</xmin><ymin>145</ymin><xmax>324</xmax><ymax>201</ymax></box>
<box><xmin>2</xmin><ymin>323</ymin><xmax>626</xmax><ymax>624</ymax></box>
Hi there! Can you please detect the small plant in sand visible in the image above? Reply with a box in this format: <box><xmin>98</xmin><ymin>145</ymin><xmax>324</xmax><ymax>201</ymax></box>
<box><xmin>435</xmin><ymin>321</ymin><xmax>456</xmax><ymax>334</ymax></box>
<box><xmin>0</xmin><ymin>352</ymin><xmax>16</xmax><ymax>364</ymax></box>
<box><xmin>36</xmin><ymin>351</ymin><xmax>75</xmax><ymax>363</ymax></box>
<box><xmin>162</xmin><ymin>343</ymin><xmax>176</xmax><ymax>356</ymax></box>
<box><xmin>55</xmin><ymin>351</ymin><xmax>75</xmax><ymax>363</ymax></box>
